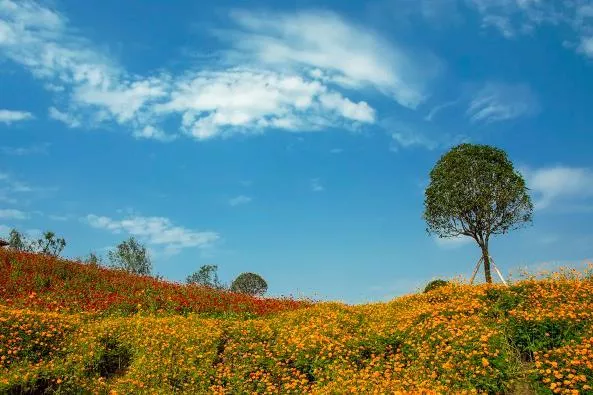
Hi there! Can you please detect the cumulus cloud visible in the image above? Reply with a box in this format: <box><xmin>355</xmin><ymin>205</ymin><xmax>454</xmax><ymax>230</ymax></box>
<box><xmin>523</xmin><ymin>166</ymin><xmax>593</xmax><ymax>210</ymax></box>
<box><xmin>0</xmin><ymin>109</ymin><xmax>33</xmax><ymax>124</ymax></box>
<box><xmin>228</xmin><ymin>195</ymin><xmax>252</xmax><ymax>206</ymax></box>
<box><xmin>85</xmin><ymin>214</ymin><xmax>220</xmax><ymax>254</ymax></box>
<box><xmin>467</xmin><ymin>82</ymin><xmax>539</xmax><ymax>123</ymax></box>
<box><xmin>155</xmin><ymin>69</ymin><xmax>374</xmax><ymax>139</ymax></box>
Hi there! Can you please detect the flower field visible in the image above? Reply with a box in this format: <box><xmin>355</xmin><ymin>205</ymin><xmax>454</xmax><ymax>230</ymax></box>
<box><xmin>1</xmin><ymin>249</ymin><xmax>592</xmax><ymax>394</ymax></box>
<box><xmin>0</xmin><ymin>250</ymin><xmax>307</xmax><ymax>316</ymax></box>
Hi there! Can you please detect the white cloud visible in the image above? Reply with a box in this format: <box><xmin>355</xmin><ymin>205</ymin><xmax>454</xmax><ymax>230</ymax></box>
<box><xmin>424</xmin><ymin>100</ymin><xmax>458</xmax><ymax>121</ymax></box>
<box><xmin>74</xmin><ymin>77</ymin><xmax>168</xmax><ymax>123</ymax></box>
<box><xmin>85</xmin><ymin>214</ymin><xmax>220</xmax><ymax>253</ymax></box>
<box><xmin>466</xmin><ymin>0</ymin><xmax>593</xmax><ymax>59</ymax></box>
<box><xmin>310</xmin><ymin>178</ymin><xmax>324</xmax><ymax>192</ymax></box>
<box><xmin>0</xmin><ymin>0</ymin><xmax>169</xmax><ymax>138</ymax></box>
<box><xmin>225</xmin><ymin>10</ymin><xmax>439</xmax><ymax>109</ymax></box>
<box><xmin>524</xmin><ymin>166</ymin><xmax>593</xmax><ymax>209</ymax></box>
<box><xmin>318</xmin><ymin>93</ymin><xmax>375</xmax><ymax>123</ymax></box>
<box><xmin>434</xmin><ymin>234</ymin><xmax>473</xmax><ymax>249</ymax></box>
<box><xmin>155</xmin><ymin>69</ymin><xmax>374</xmax><ymax>139</ymax></box>
<box><xmin>133</xmin><ymin>125</ymin><xmax>174</xmax><ymax>142</ymax></box>
<box><xmin>0</xmin><ymin>109</ymin><xmax>33</xmax><ymax>124</ymax></box>
<box><xmin>0</xmin><ymin>171</ymin><xmax>39</xmax><ymax>203</ymax></box>
<box><xmin>228</xmin><ymin>195</ymin><xmax>252</xmax><ymax>206</ymax></box>
<box><xmin>390</xmin><ymin>131</ymin><xmax>438</xmax><ymax>152</ymax></box>
<box><xmin>579</xmin><ymin>36</ymin><xmax>593</xmax><ymax>58</ymax></box>
<box><xmin>0</xmin><ymin>209</ymin><xmax>28</xmax><ymax>219</ymax></box>
<box><xmin>1</xmin><ymin>1</ymin><xmax>401</xmax><ymax>141</ymax></box>
<box><xmin>383</xmin><ymin>117</ymin><xmax>468</xmax><ymax>153</ymax></box>
<box><xmin>467</xmin><ymin>82</ymin><xmax>539</xmax><ymax>123</ymax></box>
<box><xmin>48</xmin><ymin>107</ymin><xmax>82</xmax><ymax>128</ymax></box>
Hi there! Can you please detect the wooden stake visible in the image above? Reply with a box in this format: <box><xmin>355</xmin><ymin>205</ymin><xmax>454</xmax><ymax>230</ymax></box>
<box><xmin>469</xmin><ymin>257</ymin><xmax>483</xmax><ymax>285</ymax></box>
<box><xmin>470</xmin><ymin>256</ymin><xmax>509</xmax><ymax>286</ymax></box>
<box><xmin>490</xmin><ymin>256</ymin><xmax>508</xmax><ymax>286</ymax></box>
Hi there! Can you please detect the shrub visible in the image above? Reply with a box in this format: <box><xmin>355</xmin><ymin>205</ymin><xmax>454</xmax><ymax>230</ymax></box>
<box><xmin>230</xmin><ymin>272</ymin><xmax>268</xmax><ymax>296</ymax></box>
<box><xmin>423</xmin><ymin>279</ymin><xmax>449</xmax><ymax>293</ymax></box>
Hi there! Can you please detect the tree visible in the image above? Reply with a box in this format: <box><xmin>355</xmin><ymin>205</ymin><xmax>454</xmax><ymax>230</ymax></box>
<box><xmin>30</xmin><ymin>231</ymin><xmax>66</xmax><ymax>257</ymax></box>
<box><xmin>230</xmin><ymin>272</ymin><xmax>267</xmax><ymax>296</ymax></box>
<box><xmin>8</xmin><ymin>229</ymin><xmax>67</xmax><ymax>257</ymax></box>
<box><xmin>423</xmin><ymin>144</ymin><xmax>533</xmax><ymax>283</ymax></box>
<box><xmin>186</xmin><ymin>264</ymin><xmax>223</xmax><ymax>288</ymax></box>
<box><xmin>108</xmin><ymin>237</ymin><xmax>152</xmax><ymax>275</ymax></box>
<box><xmin>8</xmin><ymin>229</ymin><xmax>28</xmax><ymax>251</ymax></box>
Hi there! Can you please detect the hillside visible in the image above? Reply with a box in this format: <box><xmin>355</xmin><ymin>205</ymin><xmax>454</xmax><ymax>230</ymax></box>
<box><xmin>1</xmin><ymin>250</ymin><xmax>592</xmax><ymax>394</ymax></box>
<box><xmin>0</xmin><ymin>249</ymin><xmax>308</xmax><ymax>316</ymax></box>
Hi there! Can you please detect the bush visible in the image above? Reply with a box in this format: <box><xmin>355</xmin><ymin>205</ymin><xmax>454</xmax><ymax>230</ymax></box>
<box><xmin>424</xmin><ymin>279</ymin><xmax>449</xmax><ymax>293</ymax></box>
<box><xmin>230</xmin><ymin>272</ymin><xmax>267</xmax><ymax>296</ymax></box>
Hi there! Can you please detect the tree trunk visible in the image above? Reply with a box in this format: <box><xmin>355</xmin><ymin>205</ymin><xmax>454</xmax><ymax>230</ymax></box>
<box><xmin>481</xmin><ymin>244</ymin><xmax>492</xmax><ymax>284</ymax></box>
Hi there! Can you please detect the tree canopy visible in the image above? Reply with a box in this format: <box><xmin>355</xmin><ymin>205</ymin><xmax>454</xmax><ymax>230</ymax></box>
<box><xmin>108</xmin><ymin>237</ymin><xmax>152</xmax><ymax>276</ymax></box>
<box><xmin>8</xmin><ymin>229</ymin><xmax>66</xmax><ymax>257</ymax></box>
<box><xmin>423</xmin><ymin>143</ymin><xmax>533</xmax><ymax>282</ymax></box>
<box><xmin>230</xmin><ymin>272</ymin><xmax>268</xmax><ymax>296</ymax></box>
<box><xmin>186</xmin><ymin>264</ymin><xmax>223</xmax><ymax>288</ymax></box>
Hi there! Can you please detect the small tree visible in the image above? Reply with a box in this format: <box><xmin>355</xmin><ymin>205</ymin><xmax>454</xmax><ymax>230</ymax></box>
<box><xmin>108</xmin><ymin>237</ymin><xmax>152</xmax><ymax>275</ymax></box>
<box><xmin>8</xmin><ymin>229</ymin><xmax>28</xmax><ymax>251</ymax></box>
<box><xmin>230</xmin><ymin>272</ymin><xmax>267</xmax><ymax>296</ymax></box>
<box><xmin>186</xmin><ymin>264</ymin><xmax>223</xmax><ymax>288</ymax></box>
<box><xmin>423</xmin><ymin>144</ymin><xmax>533</xmax><ymax>283</ymax></box>
<box><xmin>30</xmin><ymin>231</ymin><xmax>66</xmax><ymax>257</ymax></box>
<box><xmin>8</xmin><ymin>229</ymin><xmax>67</xmax><ymax>257</ymax></box>
<box><xmin>85</xmin><ymin>252</ymin><xmax>102</xmax><ymax>267</ymax></box>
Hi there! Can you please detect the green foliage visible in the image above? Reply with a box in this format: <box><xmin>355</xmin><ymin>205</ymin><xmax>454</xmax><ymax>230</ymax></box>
<box><xmin>8</xmin><ymin>228</ymin><xmax>66</xmax><ymax>257</ymax></box>
<box><xmin>30</xmin><ymin>231</ymin><xmax>67</xmax><ymax>257</ymax></box>
<box><xmin>481</xmin><ymin>287</ymin><xmax>524</xmax><ymax>318</ymax></box>
<box><xmin>230</xmin><ymin>272</ymin><xmax>268</xmax><ymax>296</ymax></box>
<box><xmin>506</xmin><ymin>318</ymin><xmax>587</xmax><ymax>362</ymax></box>
<box><xmin>186</xmin><ymin>264</ymin><xmax>224</xmax><ymax>289</ymax></box>
<box><xmin>8</xmin><ymin>229</ymin><xmax>27</xmax><ymax>251</ymax></box>
<box><xmin>108</xmin><ymin>237</ymin><xmax>152</xmax><ymax>276</ymax></box>
<box><xmin>423</xmin><ymin>144</ymin><xmax>533</xmax><ymax>282</ymax></box>
<box><xmin>423</xmin><ymin>279</ymin><xmax>449</xmax><ymax>293</ymax></box>
<box><xmin>424</xmin><ymin>143</ymin><xmax>533</xmax><ymax>240</ymax></box>
<box><xmin>93</xmin><ymin>337</ymin><xmax>133</xmax><ymax>379</ymax></box>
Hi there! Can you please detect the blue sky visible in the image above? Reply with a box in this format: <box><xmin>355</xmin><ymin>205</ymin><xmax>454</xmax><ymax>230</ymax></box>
<box><xmin>1</xmin><ymin>0</ymin><xmax>592</xmax><ymax>303</ymax></box>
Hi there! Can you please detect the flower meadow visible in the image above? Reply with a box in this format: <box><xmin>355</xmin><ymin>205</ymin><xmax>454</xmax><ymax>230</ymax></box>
<box><xmin>0</xmin><ymin>250</ymin><xmax>307</xmax><ymax>317</ymax></box>
<box><xmin>1</xmin><ymin>249</ymin><xmax>593</xmax><ymax>394</ymax></box>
